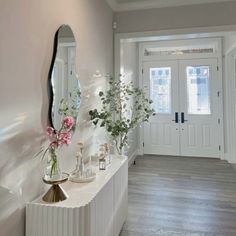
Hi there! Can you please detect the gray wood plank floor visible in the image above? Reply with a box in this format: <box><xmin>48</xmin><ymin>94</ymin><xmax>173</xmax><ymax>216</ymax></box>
<box><xmin>120</xmin><ymin>155</ymin><xmax>236</xmax><ymax>236</ymax></box>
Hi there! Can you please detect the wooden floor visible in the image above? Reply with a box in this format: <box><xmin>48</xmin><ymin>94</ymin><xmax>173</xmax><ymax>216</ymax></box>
<box><xmin>120</xmin><ymin>155</ymin><xmax>236</xmax><ymax>236</ymax></box>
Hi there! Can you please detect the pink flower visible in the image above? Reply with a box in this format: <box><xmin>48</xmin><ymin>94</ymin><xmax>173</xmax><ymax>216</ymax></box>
<box><xmin>49</xmin><ymin>141</ymin><xmax>59</xmax><ymax>148</ymax></box>
<box><xmin>45</xmin><ymin>119</ymin><xmax>73</xmax><ymax>152</ymax></box>
<box><xmin>63</xmin><ymin>116</ymin><xmax>74</xmax><ymax>130</ymax></box>
<box><xmin>46</xmin><ymin>127</ymin><xmax>54</xmax><ymax>136</ymax></box>
<box><xmin>58</xmin><ymin>132</ymin><xmax>72</xmax><ymax>146</ymax></box>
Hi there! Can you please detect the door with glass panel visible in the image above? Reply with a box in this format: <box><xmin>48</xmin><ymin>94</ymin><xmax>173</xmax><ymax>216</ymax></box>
<box><xmin>179</xmin><ymin>59</ymin><xmax>219</xmax><ymax>157</ymax></box>
<box><xmin>143</xmin><ymin>58</ymin><xmax>220</xmax><ymax>158</ymax></box>
<box><xmin>143</xmin><ymin>61</ymin><xmax>180</xmax><ymax>155</ymax></box>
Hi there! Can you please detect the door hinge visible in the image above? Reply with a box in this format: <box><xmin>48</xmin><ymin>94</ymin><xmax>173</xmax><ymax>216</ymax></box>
<box><xmin>217</xmin><ymin>66</ymin><xmax>219</xmax><ymax>71</ymax></box>
<box><xmin>219</xmin><ymin>145</ymin><xmax>221</xmax><ymax>151</ymax></box>
<box><xmin>217</xmin><ymin>91</ymin><xmax>220</xmax><ymax>97</ymax></box>
<box><xmin>143</xmin><ymin>142</ymin><xmax>144</xmax><ymax>147</ymax></box>
<box><xmin>142</xmin><ymin>68</ymin><xmax>144</xmax><ymax>74</ymax></box>
<box><xmin>218</xmin><ymin>118</ymin><xmax>220</xmax><ymax>124</ymax></box>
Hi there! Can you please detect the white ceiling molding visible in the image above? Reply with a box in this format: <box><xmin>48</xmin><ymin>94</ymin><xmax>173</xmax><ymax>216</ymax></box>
<box><xmin>106</xmin><ymin>0</ymin><xmax>236</xmax><ymax>12</ymax></box>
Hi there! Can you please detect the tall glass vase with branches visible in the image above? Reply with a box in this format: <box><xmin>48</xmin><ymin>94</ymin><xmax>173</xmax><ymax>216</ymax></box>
<box><xmin>89</xmin><ymin>76</ymin><xmax>155</xmax><ymax>155</ymax></box>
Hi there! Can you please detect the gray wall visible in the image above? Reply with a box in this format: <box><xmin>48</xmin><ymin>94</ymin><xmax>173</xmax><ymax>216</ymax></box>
<box><xmin>114</xmin><ymin>1</ymin><xmax>236</xmax><ymax>33</ymax></box>
<box><xmin>0</xmin><ymin>1</ymin><xmax>113</xmax><ymax>236</ymax></box>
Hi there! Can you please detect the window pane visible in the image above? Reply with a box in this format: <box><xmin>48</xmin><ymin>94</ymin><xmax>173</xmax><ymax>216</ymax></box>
<box><xmin>186</xmin><ymin>66</ymin><xmax>211</xmax><ymax>115</ymax></box>
<box><xmin>145</xmin><ymin>48</ymin><xmax>214</xmax><ymax>56</ymax></box>
<box><xmin>150</xmin><ymin>67</ymin><xmax>171</xmax><ymax>114</ymax></box>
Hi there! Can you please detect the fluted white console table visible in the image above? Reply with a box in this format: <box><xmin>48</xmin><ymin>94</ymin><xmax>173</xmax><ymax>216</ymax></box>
<box><xmin>26</xmin><ymin>155</ymin><xmax>128</xmax><ymax>236</ymax></box>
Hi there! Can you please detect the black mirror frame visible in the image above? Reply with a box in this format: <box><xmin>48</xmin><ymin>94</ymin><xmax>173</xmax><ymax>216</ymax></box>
<box><xmin>47</xmin><ymin>24</ymin><xmax>68</xmax><ymax>129</ymax></box>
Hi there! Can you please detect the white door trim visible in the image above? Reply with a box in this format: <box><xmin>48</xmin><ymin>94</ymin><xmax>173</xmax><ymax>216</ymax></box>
<box><xmin>225</xmin><ymin>47</ymin><xmax>236</xmax><ymax>163</ymax></box>
<box><xmin>138</xmin><ymin>40</ymin><xmax>224</xmax><ymax>159</ymax></box>
<box><xmin>114</xmin><ymin>25</ymin><xmax>232</xmax><ymax>160</ymax></box>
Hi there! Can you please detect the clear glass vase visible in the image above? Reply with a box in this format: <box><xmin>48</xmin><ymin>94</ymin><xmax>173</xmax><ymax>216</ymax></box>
<box><xmin>109</xmin><ymin>140</ymin><xmax>118</xmax><ymax>155</ymax></box>
<box><xmin>44</xmin><ymin>148</ymin><xmax>61</xmax><ymax>181</ymax></box>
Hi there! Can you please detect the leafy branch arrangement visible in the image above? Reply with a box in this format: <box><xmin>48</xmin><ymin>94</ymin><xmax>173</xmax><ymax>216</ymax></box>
<box><xmin>89</xmin><ymin>76</ymin><xmax>155</xmax><ymax>154</ymax></box>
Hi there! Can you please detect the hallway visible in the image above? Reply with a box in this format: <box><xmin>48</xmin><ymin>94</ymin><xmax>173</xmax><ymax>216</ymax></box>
<box><xmin>120</xmin><ymin>155</ymin><xmax>236</xmax><ymax>236</ymax></box>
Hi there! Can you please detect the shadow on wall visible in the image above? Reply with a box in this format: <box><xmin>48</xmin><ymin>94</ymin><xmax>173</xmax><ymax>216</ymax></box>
<box><xmin>0</xmin><ymin>186</ymin><xmax>25</xmax><ymax>236</ymax></box>
<box><xmin>0</xmin><ymin>120</ymin><xmax>46</xmax><ymax>236</ymax></box>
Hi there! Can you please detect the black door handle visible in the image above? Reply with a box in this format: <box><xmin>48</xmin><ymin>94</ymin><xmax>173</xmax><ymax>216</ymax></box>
<box><xmin>172</xmin><ymin>112</ymin><xmax>179</xmax><ymax>123</ymax></box>
<box><xmin>181</xmin><ymin>112</ymin><xmax>188</xmax><ymax>123</ymax></box>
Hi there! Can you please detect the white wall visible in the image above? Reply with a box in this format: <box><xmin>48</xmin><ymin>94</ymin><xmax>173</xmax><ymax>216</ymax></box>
<box><xmin>0</xmin><ymin>1</ymin><xmax>113</xmax><ymax>236</ymax></box>
<box><xmin>114</xmin><ymin>1</ymin><xmax>236</xmax><ymax>33</ymax></box>
<box><xmin>223</xmin><ymin>33</ymin><xmax>236</xmax><ymax>163</ymax></box>
<box><xmin>120</xmin><ymin>41</ymin><xmax>139</xmax><ymax>161</ymax></box>
<box><xmin>224</xmin><ymin>33</ymin><xmax>236</xmax><ymax>54</ymax></box>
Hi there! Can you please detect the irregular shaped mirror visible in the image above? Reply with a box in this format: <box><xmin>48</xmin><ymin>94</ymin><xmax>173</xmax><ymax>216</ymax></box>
<box><xmin>48</xmin><ymin>25</ymin><xmax>81</xmax><ymax>130</ymax></box>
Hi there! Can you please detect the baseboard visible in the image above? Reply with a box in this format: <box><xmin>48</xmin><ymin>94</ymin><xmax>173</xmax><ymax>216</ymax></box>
<box><xmin>224</xmin><ymin>152</ymin><xmax>236</xmax><ymax>164</ymax></box>
<box><xmin>137</xmin><ymin>148</ymin><xmax>143</xmax><ymax>156</ymax></box>
<box><xmin>128</xmin><ymin>150</ymin><xmax>138</xmax><ymax>167</ymax></box>
<box><xmin>223</xmin><ymin>152</ymin><xmax>229</xmax><ymax>162</ymax></box>
<box><xmin>228</xmin><ymin>157</ymin><xmax>236</xmax><ymax>164</ymax></box>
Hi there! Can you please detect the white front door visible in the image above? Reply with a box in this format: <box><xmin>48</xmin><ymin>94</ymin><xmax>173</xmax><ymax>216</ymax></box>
<box><xmin>179</xmin><ymin>59</ymin><xmax>220</xmax><ymax>157</ymax></box>
<box><xmin>143</xmin><ymin>58</ymin><xmax>221</xmax><ymax>158</ymax></box>
<box><xmin>143</xmin><ymin>60</ymin><xmax>180</xmax><ymax>155</ymax></box>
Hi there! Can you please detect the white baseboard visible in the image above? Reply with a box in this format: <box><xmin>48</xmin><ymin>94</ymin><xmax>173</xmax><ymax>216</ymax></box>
<box><xmin>128</xmin><ymin>150</ymin><xmax>138</xmax><ymax>167</ymax></box>
<box><xmin>223</xmin><ymin>152</ymin><xmax>229</xmax><ymax>161</ymax></box>
<box><xmin>137</xmin><ymin>148</ymin><xmax>143</xmax><ymax>156</ymax></box>
<box><xmin>227</xmin><ymin>156</ymin><xmax>236</xmax><ymax>164</ymax></box>
<box><xmin>224</xmin><ymin>152</ymin><xmax>236</xmax><ymax>164</ymax></box>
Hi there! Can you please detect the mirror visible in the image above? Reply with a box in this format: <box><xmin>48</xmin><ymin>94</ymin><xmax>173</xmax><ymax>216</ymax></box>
<box><xmin>48</xmin><ymin>25</ymin><xmax>81</xmax><ymax>130</ymax></box>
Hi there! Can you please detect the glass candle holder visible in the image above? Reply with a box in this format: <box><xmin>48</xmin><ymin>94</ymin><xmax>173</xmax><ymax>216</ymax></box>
<box><xmin>99</xmin><ymin>158</ymin><xmax>106</xmax><ymax>170</ymax></box>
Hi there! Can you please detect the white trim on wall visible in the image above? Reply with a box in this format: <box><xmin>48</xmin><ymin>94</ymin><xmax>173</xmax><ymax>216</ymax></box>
<box><xmin>107</xmin><ymin>0</ymin><xmax>236</xmax><ymax>12</ymax></box>
<box><xmin>128</xmin><ymin>149</ymin><xmax>138</xmax><ymax>167</ymax></box>
<box><xmin>115</xmin><ymin>26</ymin><xmax>236</xmax><ymax>40</ymax></box>
<box><xmin>225</xmin><ymin>48</ymin><xmax>236</xmax><ymax>163</ymax></box>
<box><xmin>138</xmin><ymin>38</ymin><xmax>224</xmax><ymax>159</ymax></box>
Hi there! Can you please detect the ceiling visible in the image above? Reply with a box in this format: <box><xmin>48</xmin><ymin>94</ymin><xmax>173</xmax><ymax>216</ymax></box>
<box><xmin>106</xmin><ymin>0</ymin><xmax>236</xmax><ymax>11</ymax></box>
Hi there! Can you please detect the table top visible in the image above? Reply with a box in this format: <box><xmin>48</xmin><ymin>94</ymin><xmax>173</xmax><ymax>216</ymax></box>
<box><xmin>28</xmin><ymin>155</ymin><xmax>127</xmax><ymax>208</ymax></box>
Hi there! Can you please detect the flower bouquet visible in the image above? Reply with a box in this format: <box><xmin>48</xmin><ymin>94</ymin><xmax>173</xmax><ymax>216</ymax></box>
<box><xmin>37</xmin><ymin>116</ymin><xmax>74</xmax><ymax>181</ymax></box>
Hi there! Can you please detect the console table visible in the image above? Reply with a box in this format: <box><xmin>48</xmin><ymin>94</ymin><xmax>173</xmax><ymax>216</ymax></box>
<box><xmin>26</xmin><ymin>155</ymin><xmax>128</xmax><ymax>236</ymax></box>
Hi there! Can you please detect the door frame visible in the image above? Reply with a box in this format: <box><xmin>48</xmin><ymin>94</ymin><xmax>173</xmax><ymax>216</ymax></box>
<box><xmin>225</xmin><ymin>45</ymin><xmax>236</xmax><ymax>163</ymax></box>
<box><xmin>138</xmin><ymin>38</ymin><xmax>224</xmax><ymax>159</ymax></box>
<box><xmin>114</xmin><ymin>26</ymin><xmax>236</xmax><ymax>161</ymax></box>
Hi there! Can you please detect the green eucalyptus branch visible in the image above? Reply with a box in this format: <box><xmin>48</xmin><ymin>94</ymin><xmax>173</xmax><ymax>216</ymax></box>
<box><xmin>89</xmin><ymin>76</ymin><xmax>155</xmax><ymax>154</ymax></box>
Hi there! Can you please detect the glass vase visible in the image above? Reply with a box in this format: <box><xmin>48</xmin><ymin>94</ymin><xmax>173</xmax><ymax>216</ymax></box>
<box><xmin>109</xmin><ymin>140</ymin><xmax>118</xmax><ymax>155</ymax></box>
<box><xmin>44</xmin><ymin>148</ymin><xmax>61</xmax><ymax>181</ymax></box>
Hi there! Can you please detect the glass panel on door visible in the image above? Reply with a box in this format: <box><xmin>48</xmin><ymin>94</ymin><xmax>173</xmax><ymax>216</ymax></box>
<box><xmin>186</xmin><ymin>66</ymin><xmax>211</xmax><ymax>115</ymax></box>
<box><xmin>150</xmin><ymin>67</ymin><xmax>171</xmax><ymax>114</ymax></box>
